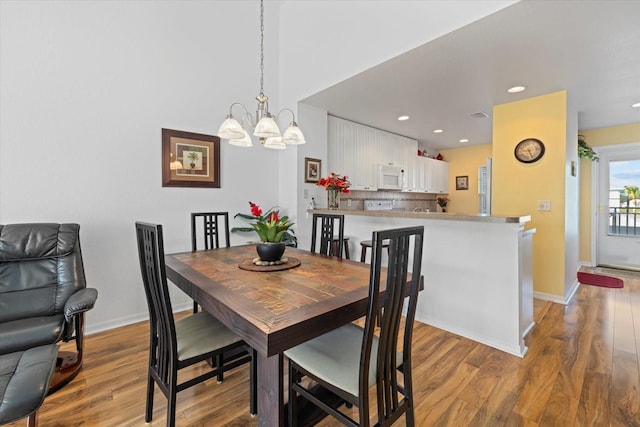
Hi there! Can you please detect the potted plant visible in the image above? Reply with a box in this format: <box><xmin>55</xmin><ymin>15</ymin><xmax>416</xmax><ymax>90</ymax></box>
<box><xmin>436</xmin><ymin>197</ymin><xmax>450</xmax><ymax>212</ymax></box>
<box><xmin>232</xmin><ymin>202</ymin><xmax>296</xmax><ymax>262</ymax></box>
<box><xmin>578</xmin><ymin>135</ymin><xmax>598</xmax><ymax>161</ymax></box>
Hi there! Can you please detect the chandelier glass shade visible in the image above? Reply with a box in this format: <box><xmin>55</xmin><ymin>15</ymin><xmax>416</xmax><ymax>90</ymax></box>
<box><xmin>217</xmin><ymin>0</ymin><xmax>305</xmax><ymax>149</ymax></box>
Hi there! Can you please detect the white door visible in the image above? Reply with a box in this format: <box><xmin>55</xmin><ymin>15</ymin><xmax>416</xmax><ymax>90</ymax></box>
<box><xmin>596</xmin><ymin>143</ymin><xmax>640</xmax><ymax>269</ymax></box>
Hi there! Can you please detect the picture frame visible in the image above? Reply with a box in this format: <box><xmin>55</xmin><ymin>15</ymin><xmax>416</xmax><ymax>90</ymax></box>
<box><xmin>162</xmin><ymin>128</ymin><xmax>220</xmax><ymax>188</ymax></box>
<box><xmin>456</xmin><ymin>175</ymin><xmax>469</xmax><ymax>190</ymax></box>
<box><xmin>304</xmin><ymin>157</ymin><xmax>321</xmax><ymax>183</ymax></box>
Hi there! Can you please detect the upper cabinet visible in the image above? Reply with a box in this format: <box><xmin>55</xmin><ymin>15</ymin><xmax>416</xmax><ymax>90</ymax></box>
<box><xmin>424</xmin><ymin>157</ymin><xmax>449</xmax><ymax>194</ymax></box>
<box><xmin>328</xmin><ymin>116</ymin><xmax>448</xmax><ymax>194</ymax></box>
<box><xmin>328</xmin><ymin>116</ymin><xmax>377</xmax><ymax>190</ymax></box>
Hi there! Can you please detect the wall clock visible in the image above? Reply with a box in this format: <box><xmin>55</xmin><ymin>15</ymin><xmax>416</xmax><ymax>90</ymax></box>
<box><xmin>514</xmin><ymin>138</ymin><xmax>545</xmax><ymax>163</ymax></box>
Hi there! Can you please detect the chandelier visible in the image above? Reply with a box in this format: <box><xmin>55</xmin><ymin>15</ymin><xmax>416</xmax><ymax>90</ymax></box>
<box><xmin>216</xmin><ymin>0</ymin><xmax>305</xmax><ymax>150</ymax></box>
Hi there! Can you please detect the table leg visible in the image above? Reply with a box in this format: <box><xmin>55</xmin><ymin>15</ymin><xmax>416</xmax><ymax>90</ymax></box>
<box><xmin>257</xmin><ymin>352</ymin><xmax>284</xmax><ymax>427</ymax></box>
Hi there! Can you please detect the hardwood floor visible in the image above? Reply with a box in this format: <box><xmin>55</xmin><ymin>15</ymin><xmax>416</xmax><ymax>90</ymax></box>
<box><xmin>8</xmin><ymin>268</ymin><xmax>639</xmax><ymax>426</ymax></box>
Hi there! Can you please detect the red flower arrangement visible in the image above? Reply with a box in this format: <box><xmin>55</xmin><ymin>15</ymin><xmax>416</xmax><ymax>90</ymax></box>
<box><xmin>317</xmin><ymin>173</ymin><xmax>351</xmax><ymax>194</ymax></box>
<box><xmin>436</xmin><ymin>197</ymin><xmax>449</xmax><ymax>208</ymax></box>
<box><xmin>232</xmin><ymin>201</ymin><xmax>296</xmax><ymax>244</ymax></box>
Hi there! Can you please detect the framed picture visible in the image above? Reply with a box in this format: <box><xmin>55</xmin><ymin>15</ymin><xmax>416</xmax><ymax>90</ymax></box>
<box><xmin>305</xmin><ymin>157</ymin><xmax>321</xmax><ymax>183</ymax></box>
<box><xmin>162</xmin><ymin>128</ymin><xmax>220</xmax><ymax>188</ymax></box>
<box><xmin>456</xmin><ymin>175</ymin><xmax>469</xmax><ymax>190</ymax></box>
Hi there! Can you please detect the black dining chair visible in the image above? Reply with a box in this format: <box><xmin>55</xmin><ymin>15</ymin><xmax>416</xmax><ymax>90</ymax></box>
<box><xmin>190</xmin><ymin>212</ymin><xmax>230</xmax><ymax>313</ymax></box>
<box><xmin>286</xmin><ymin>226</ymin><xmax>424</xmax><ymax>427</ymax></box>
<box><xmin>135</xmin><ymin>222</ymin><xmax>256</xmax><ymax>427</ymax></box>
<box><xmin>310</xmin><ymin>213</ymin><xmax>348</xmax><ymax>258</ymax></box>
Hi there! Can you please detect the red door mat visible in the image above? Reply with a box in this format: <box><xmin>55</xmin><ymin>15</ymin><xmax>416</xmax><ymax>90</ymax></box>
<box><xmin>577</xmin><ymin>272</ymin><xmax>624</xmax><ymax>288</ymax></box>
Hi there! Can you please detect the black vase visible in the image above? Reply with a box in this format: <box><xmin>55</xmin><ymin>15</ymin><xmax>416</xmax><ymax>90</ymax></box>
<box><xmin>256</xmin><ymin>242</ymin><xmax>286</xmax><ymax>262</ymax></box>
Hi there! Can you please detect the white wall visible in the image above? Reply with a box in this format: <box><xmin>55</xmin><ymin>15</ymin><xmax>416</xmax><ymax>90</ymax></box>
<box><xmin>0</xmin><ymin>0</ymin><xmax>284</xmax><ymax>332</ymax></box>
<box><xmin>0</xmin><ymin>0</ymin><xmax>516</xmax><ymax>334</ymax></box>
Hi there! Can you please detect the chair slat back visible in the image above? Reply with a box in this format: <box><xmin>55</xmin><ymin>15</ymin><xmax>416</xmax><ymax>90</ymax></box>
<box><xmin>360</xmin><ymin>226</ymin><xmax>424</xmax><ymax>423</ymax></box>
<box><xmin>310</xmin><ymin>213</ymin><xmax>345</xmax><ymax>258</ymax></box>
<box><xmin>135</xmin><ymin>222</ymin><xmax>177</xmax><ymax>386</ymax></box>
<box><xmin>191</xmin><ymin>212</ymin><xmax>230</xmax><ymax>251</ymax></box>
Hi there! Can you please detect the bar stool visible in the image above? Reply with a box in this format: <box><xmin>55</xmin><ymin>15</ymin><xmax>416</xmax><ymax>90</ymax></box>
<box><xmin>360</xmin><ymin>239</ymin><xmax>390</xmax><ymax>263</ymax></box>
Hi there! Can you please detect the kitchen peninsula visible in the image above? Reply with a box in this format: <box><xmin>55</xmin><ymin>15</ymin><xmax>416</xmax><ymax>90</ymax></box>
<box><xmin>309</xmin><ymin>208</ymin><xmax>535</xmax><ymax>357</ymax></box>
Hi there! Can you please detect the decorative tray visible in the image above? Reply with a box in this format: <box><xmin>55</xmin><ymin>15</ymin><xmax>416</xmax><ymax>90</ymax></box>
<box><xmin>238</xmin><ymin>257</ymin><xmax>301</xmax><ymax>272</ymax></box>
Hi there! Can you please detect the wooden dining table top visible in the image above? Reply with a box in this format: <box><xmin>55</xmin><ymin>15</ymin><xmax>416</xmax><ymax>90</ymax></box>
<box><xmin>164</xmin><ymin>244</ymin><xmax>379</xmax><ymax>358</ymax></box>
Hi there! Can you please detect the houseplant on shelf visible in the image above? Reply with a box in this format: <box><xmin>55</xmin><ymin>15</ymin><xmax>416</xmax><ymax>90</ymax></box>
<box><xmin>232</xmin><ymin>202</ymin><xmax>296</xmax><ymax>262</ymax></box>
<box><xmin>436</xmin><ymin>197</ymin><xmax>450</xmax><ymax>212</ymax></box>
<box><xmin>578</xmin><ymin>135</ymin><xmax>599</xmax><ymax>161</ymax></box>
<box><xmin>316</xmin><ymin>173</ymin><xmax>351</xmax><ymax>209</ymax></box>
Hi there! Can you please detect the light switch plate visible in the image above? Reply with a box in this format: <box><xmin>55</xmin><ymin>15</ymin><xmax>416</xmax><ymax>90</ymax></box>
<box><xmin>537</xmin><ymin>200</ymin><xmax>551</xmax><ymax>211</ymax></box>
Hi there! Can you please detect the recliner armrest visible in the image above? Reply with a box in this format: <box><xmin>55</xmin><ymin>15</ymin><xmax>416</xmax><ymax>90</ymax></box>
<box><xmin>64</xmin><ymin>288</ymin><xmax>98</xmax><ymax>322</ymax></box>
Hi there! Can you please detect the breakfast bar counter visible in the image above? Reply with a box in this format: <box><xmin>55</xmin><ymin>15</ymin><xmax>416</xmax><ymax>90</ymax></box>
<box><xmin>308</xmin><ymin>208</ymin><xmax>535</xmax><ymax>357</ymax></box>
<box><xmin>309</xmin><ymin>208</ymin><xmax>530</xmax><ymax>224</ymax></box>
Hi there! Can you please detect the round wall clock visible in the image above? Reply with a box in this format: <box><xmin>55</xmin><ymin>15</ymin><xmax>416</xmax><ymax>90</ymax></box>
<box><xmin>514</xmin><ymin>138</ymin><xmax>545</xmax><ymax>163</ymax></box>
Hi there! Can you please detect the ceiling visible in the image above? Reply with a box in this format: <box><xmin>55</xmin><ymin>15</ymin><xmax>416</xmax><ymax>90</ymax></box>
<box><xmin>301</xmin><ymin>1</ymin><xmax>640</xmax><ymax>150</ymax></box>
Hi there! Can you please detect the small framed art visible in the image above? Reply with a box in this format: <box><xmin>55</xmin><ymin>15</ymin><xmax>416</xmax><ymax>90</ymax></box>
<box><xmin>162</xmin><ymin>128</ymin><xmax>220</xmax><ymax>188</ymax></box>
<box><xmin>305</xmin><ymin>157</ymin><xmax>321</xmax><ymax>183</ymax></box>
<box><xmin>456</xmin><ymin>175</ymin><xmax>469</xmax><ymax>190</ymax></box>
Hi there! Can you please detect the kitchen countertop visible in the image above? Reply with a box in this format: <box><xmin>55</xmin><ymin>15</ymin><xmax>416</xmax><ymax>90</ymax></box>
<box><xmin>307</xmin><ymin>209</ymin><xmax>530</xmax><ymax>224</ymax></box>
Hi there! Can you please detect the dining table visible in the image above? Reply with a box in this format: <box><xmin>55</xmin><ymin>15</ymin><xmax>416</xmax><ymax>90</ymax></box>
<box><xmin>164</xmin><ymin>244</ymin><xmax>385</xmax><ymax>427</ymax></box>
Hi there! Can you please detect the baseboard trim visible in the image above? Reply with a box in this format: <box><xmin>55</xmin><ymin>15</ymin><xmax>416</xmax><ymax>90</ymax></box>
<box><xmin>533</xmin><ymin>279</ymin><xmax>580</xmax><ymax>306</ymax></box>
<box><xmin>85</xmin><ymin>302</ymin><xmax>192</xmax><ymax>335</ymax></box>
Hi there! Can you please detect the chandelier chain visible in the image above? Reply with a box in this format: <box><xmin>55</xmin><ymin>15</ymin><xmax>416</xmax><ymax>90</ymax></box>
<box><xmin>259</xmin><ymin>0</ymin><xmax>264</xmax><ymax>97</ymax></box>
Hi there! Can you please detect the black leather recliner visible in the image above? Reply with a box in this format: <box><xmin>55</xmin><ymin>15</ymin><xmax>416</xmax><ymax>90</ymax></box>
<box><xmin>0</xmin><ymin>223</ymin><xmax>98</xmax><ymax>392</ymax></box>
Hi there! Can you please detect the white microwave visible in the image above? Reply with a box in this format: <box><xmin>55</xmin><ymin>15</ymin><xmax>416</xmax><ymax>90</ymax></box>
<box><xmin>377</xmin><ymin>164</ymin><xmax>404</xmax><ymax>190</ymax></box>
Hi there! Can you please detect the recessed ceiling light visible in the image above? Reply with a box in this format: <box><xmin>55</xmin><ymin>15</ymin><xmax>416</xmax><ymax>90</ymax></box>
<box><xmin>508</xmin><ymin>86</ymin><xmax>526</xmax><ymax>93</ymax></box>
<box><xmin>459</xmin><ymin>139</ymin><xmax>469</xmax><ymax>143</ymax></box>
<box><xmin>433</xmin><ymin>129</ymin><xmax>444</xmax><ymax>133</ymax></box>
<box><xmin>632</xmin><ymin>102</ymin><xmax>640</xmax><ymax>108</ymax></box>
<box><xmin>397</xmin><ymin>115</ymin><xmax>410</xmax><ymax>121</ymax></box>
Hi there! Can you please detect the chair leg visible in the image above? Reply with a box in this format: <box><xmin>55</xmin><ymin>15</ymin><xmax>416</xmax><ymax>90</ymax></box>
<box><xmin>288</xmin><ymin>362</ymin><xmax>298</xmax><ymax>427</ymax></box>
<box><xmin>26</xmin><ymin>411</ymin><xmax>38</xmax><ymax>427</ymax></box>
<box><xmin>193</xmin><ymin>301</ymin><xmax>198</xmax><ymax>313</ymax></box>
<box><xmin>250</xmin><ymin>349</ymin><xmax>257</xmax><ymax>416</ymax></box>
<box><xmin>167</xmin><ymin>384</ymin><xmax>177</xmax><ymax>427</ymax></box>
<box><xmin>216</xmin><ymin>354</ymin><xmax>224</xmax><ymax>383</ymax></box>
<box><xmin>145</xmin><ymin>374</ymin><xmax>155</xmax><ymax>422</ymax></box>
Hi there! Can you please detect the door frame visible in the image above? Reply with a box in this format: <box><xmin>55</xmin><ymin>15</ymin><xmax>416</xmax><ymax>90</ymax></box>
<box><xmin>590</xmin><ymin>141</ymin><xmax>640</xmax><ymax>266</ymax></box>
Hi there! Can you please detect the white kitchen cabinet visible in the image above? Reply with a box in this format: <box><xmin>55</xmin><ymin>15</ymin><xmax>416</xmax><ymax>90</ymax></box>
<box><xmin>328</xmin><ymin>116</ymin><xmax>419</xmax><ymax>192</ymax></box>
<box><xmin>402</xmin><ymin>139</ymin><xmax>418</xmax><ymax>191</ymax></box>
<box><xmin>328</xmin><ymin>116</ymin><xmax>377</xmax><ymax>191</ymax></box>
<box><xmin>424</xmin><ymin>158</ymin><xmax>449</xmax><ymax>194</ymax></box>
<box><xmin>378</xmin><ymin>132</ymin><xmax>404</xmax><ymax>167</ymax></box>
<box><xmin>353</xmin><ymin>124</ymin><xmax>378</xmax><ymax>191</ymax></box>
<box><xmin>328</xmin><ymin>116</ymin><xmax>345</xmax><ymax>176</ymax></box>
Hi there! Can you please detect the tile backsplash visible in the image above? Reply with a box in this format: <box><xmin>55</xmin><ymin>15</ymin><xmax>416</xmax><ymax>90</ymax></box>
<box><xmin>338</xmin><ymin>190</ymin><xmax>438</xmax><ymax>212</ymax></box>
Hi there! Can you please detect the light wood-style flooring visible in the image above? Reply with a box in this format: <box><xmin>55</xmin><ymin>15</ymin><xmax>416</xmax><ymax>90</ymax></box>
<box><xmin>7</xmin><ymin>267</ymin><xmax>639</xmax><ymax>426</ymax></box>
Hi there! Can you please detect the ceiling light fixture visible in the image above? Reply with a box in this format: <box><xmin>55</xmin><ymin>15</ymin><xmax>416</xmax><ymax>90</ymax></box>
<box><xmin>433</xmin><ymin>129</ymin><xmax>444</xmax><ymax>133</ymax></box>
<box><xmin>632</xmin><ymin>102</ymin><xmax>640</xmax><ymax>108</ymax></box>
<box><xmin>216</xmin><ymin>0</ymin><xmax>305</xmax><ymax>149</ymax></box>
<box><xmin>459</xmin><ymin>139</ymin><xmax>469</xmax><ymax>143</ymax></box>
<box><xmin>397</xmin><ymin>115</ymin><xmax>410</xmax><ymax>121</ymax></box>
<box><xmin>508</xmin><ymin>86</ymin><xmax>526</xmax><ymax>93</ymax></box>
